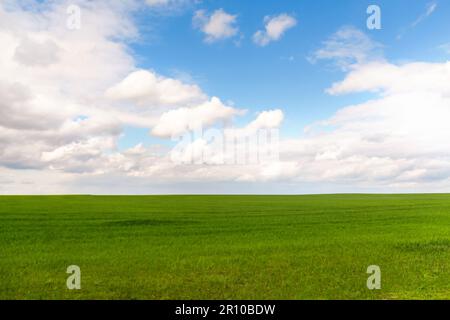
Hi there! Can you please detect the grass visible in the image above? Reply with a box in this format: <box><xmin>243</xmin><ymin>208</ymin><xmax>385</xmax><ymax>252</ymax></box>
<box><xmin>0</xmin><ymin>194</ymin><xmax>449</xmax><ymax>300</ymax></box>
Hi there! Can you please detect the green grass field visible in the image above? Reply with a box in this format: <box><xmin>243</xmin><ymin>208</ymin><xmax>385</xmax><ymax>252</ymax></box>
<box><xmin>1</xmin><ymin>194</ymin><xmax>449</xmax><ymax>300</ymax></box>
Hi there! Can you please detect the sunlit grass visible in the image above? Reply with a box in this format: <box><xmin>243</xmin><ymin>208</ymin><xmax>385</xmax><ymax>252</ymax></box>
<box><xmin>0</xmin><ymin>194</ymin><xmax>449</xmax><ymax>299</ymax></box>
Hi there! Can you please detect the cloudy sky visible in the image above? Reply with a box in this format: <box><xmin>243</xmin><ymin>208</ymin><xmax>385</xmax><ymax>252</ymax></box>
<box><xmin>1</xmin><ymin>0</ymin><xmax>450</xmax><ymax>194</ymax></box>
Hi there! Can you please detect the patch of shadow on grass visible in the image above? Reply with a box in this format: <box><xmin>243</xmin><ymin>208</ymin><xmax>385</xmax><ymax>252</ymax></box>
<box><xmin>394</xmin><ymin>239</ymin><xmax>450</xmax><ymax>253</ymax></box>
<box><xmin>104</xmin><ymin>219</ymin><xmax>198</xmax><ymax>227</ymax></box>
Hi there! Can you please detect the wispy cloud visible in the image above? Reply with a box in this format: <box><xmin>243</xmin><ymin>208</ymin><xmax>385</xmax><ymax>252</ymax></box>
<box><xmin>308</xmin><ymin>26</ymin><xmax>383</xmax><ymax>71</ymax></box>
<box><xmin>412</xmin><ymin>1</ymin><xmax>438</xmax><ymax>27</ymax></box>
<box><xmin>398</xmin><ymin>2</ymin><xmax>438</xmax><ymax>39</ymax></box>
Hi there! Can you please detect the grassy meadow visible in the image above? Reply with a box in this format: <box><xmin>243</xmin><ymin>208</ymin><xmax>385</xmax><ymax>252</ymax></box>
<box><xmin>0</xmin><ymin>194</ymin><xmax>449</xmax><ymax>300</ymax></box>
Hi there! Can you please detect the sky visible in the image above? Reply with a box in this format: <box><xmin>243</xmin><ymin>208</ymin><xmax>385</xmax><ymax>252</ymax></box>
<box><xmin>1</xmin><ymin>0</ymin><xmax>450</xmax><ymax>194</ymax></box>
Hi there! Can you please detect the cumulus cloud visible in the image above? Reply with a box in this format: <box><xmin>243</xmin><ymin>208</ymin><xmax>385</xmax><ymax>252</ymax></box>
<box><xmin>151</xmin><ymin>97</ymin><xmax>243</xmax><ymax>138</ymax></box>
<box><xmin>193</xmin><ymin>9</ymin><xmax>238</xmax><ymax>43</ymax></box>
<box><xmin>277</xmin><ymin>59</ymin><xmax>450</xmax><ymax>188</ymax></box>
<box><xmin>229</xmin><ymin>109</ymin><xmax>284</xmax><ymax>137</ymax></box>
<box><xmin>0</xmin><ymin>2</ymin><xmax>167</xmax><ymax>173</ymax></box>
<box><xmin>327</xmin><ymin>61</ymin><xmax>450</xmax><ymax>95</ymax></box>
<box><xmin>106</xmin><ymin>69</ymin><xmax>206</xmax><ymax>107</ymax></box>
<box><xmin>0</xmin><ymin>0</ymin><xmax>247</xmax><ymax>182</ymax></box>
<box><xmin>247</xmin><ymin>109</ymin><xmax>284</xmax><ymax>130</ymax></box>
<box><xmin>0</xmin><ymin>0</ymin><xmax>138</xmax><ymax>171</ymax></box>
<box><xmin>167</xmin><ymin>109</ymin><xmax>285</xmax><ymax>173</ymax></box>
<box><xmin>253</xmin><ymin>14</ymin><xmax>297</xmax><ymax>46</ymax></box>
<box><xmin>160</xmin><ymin>60</ymin><xmax>450</xmax><ymax>189</ymax></box>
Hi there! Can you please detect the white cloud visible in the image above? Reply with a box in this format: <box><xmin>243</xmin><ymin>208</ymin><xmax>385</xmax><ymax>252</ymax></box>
<box><xmin>309</xmin><ymin>26</ymin><xmax>383</xmax><ymax>70</ymax></box>
<box><xmin>412</xmin><ymin>2</ymin><xmax>437</xmax><ymax>27</ymax></box>
<box><xmin>14</xmin><ymin>37</ymin><xmax>61</xmax><ymax>67</ymax></box>
<box><xmin>0</xmin><ymin>1</ymin><xmax>138</xmax><ymax>171</ymax></box>
<box><xmin>151</xmin><ymin>97</ymin><xmax>243</xmax><ymax>138</ymax></box>
<box><xmin>327</xmin><ymin>61</ymin><xmax>450</xmax><ymax>95</ymax></box>
<box><xmin>253</xmin><ymin>14</ymin><xmax>297</xmax><ymax>46</ymax></box>
<box><xmin>193</xmin><ymin>9</ymin><xmax>238</xmax><ymax>43</ymax></box>
<box><xmin>398</xmin><ymin>2</ymin><xmax>438</xmax><ymax>39</ymax></box>
<box><xmin>106</xmin><ymin>69</ymin><xmax>206</xmax><ymax>107</ymax></box>
<box><xmin>41</xmin><ymin>136</ymin><xmax>116</xmax><ymax>173</ymax></box>
<box><xmin>167</xmin><ymin>108</ymin><xmax>287</xmax><ymax>178</ymax></box>
<box><xmin>145</xmin><ymin>0</ymin><xmax>189</xmax><ymax>7</ymax></box>
<box><xmin>233</xmin><ymin>109</ymin><xmax>284</xmax><ymax>136</ymax></box>
<box><xmin>0</xmin><ymin>2</ymin><xmax>182</xmax><ymax>173</ymax></box>
<box><xmin>145</xmin><ymin>0</ymin><xmax>194</xmax><ymax>13</ymax></box>
<box><xmin>275</xmin><ymin>59</ymin><xmax>450</xmax><ymax>188</ymax></box>
<box><xmin>159</xmin><ymin>59</ymin><xmax>450</xmax><ymax>189</ymax></box>
<box><xmin>248</xmin><ymin>109</ymin><xmax>284</xmax><ymax>129</ymax></box>
<box><xmin>0</xmin><ymin>0</ymin><xmax>248</xmax><ymax>180</ymax></box>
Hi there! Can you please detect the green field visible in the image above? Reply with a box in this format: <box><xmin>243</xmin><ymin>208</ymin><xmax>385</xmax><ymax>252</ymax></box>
<box><xmin>1</xmin><ymin>194</ymin><xmax>449</xmax><ymax>300</ymax></box>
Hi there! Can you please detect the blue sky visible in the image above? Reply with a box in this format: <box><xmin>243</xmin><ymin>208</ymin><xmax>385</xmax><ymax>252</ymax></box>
<box><xmin>117</xmin><ymin>0</ymin><xmax>450</xmax><ymax>149</ymax></box>
<box><xmin>2</xmin><ymin>0</ymin><xmax>450</xmax><ymax>194</ymax></box>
